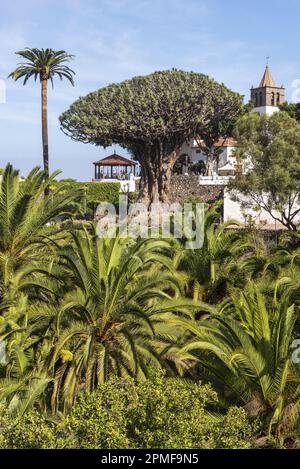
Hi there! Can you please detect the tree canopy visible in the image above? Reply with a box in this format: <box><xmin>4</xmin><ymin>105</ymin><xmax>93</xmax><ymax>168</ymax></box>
<box><xmin>229</xmin><ymin>111</ymin><xmax>300</xmax><ymax>231</ymax></box>
<box><xmin>279</xmin><ymin>102</ymin><xmax>300</xmax><ymax>122</ymax></box>
<box><xmin>60</xmin><ymin>69</ymin><xmax>242</xmax><ymax>205</ymax></box>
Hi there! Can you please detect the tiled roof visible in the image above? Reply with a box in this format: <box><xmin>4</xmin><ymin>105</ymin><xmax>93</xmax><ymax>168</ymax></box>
<box><xmin>193</xmin><ymin>137</ymin><xmax>237</xmax><ymax>148</ymax></box>
<box><xmin>259</xmin><ymin>65</ymin><xmax>276</xmax><ymax>87</ymax></box>
<box><xmin>93</xmin><ymin>153</ymin><xmax>137</xmax><ymax>166</ymax></box>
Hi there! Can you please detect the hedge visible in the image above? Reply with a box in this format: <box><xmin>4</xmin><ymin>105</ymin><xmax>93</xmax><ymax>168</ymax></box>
<box><xmin>59</xmin><ymin>181</ymin><xmax>121</xmax><ymax>205</ymax></box>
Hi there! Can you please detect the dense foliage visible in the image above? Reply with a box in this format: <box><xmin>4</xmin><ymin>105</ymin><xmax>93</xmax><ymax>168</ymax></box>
<box><xmin>1</xmin><ymin>163</ymin><xmax>300</xmax><ymax>448</ymax></box>
<box><xmin>60</xmin><ymin>70</ymin><xmax>242</xmax><ymax>205</ymax></box>
<box><xmin>53</xmin><ymin>180</ymin><xmax>121</xmax><ymax>215</ymax></box>
<box><xmin>61</xmin><ymin>180</ymin><xmax>120</xmax><ymax>204</ymax></box>
<box><xmin>229</xmin><ymin>112</ymin><xmax>300</xmax><ymax>230</ymax></box>
<box><xmin>0</xmin><ymin>376</ymin><xmax>258</xmax><ymax>449</ymax></box>
<box><xmin>279</xmin><ymin>102</ymin><xmax>300</xmax><ymax>122</ymax></box>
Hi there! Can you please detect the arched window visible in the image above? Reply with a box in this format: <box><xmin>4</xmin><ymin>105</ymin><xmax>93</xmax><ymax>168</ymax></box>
<box><xmin>259</xmin><ymin>92</ymin><xmax>263</xmax><ymax>106</ymax></box>
<box><xmin>271</xmin><ymin>92</ymin><xmax>275</xmax><ymax>106</ymax></box>
<box><xmin>255</xmin><ymin>93</ymin><xmax>258</xmax><ymax>107</ymax></box>
<box><xmin>277</xmin><ymin>93</ymin><xmax>281</xmax><ymax>105</ymax></box>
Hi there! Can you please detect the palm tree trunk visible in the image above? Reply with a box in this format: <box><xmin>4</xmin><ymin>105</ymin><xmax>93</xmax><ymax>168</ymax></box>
<box><xmin>41</xmin><ymin>78</ymin><xmax>49</xmax><ymax>188</ymax></box>
<box><xmin>210</xmin><ymin>261</ymin><xmax>216</xmax><ymax>283</ymax></box>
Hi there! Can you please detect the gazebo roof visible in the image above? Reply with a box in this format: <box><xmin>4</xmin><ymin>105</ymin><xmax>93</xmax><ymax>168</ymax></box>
<box><xmin>93</xmin><ymin>153</ymin><xmax>137</xmax><ymax>166</ymax></box>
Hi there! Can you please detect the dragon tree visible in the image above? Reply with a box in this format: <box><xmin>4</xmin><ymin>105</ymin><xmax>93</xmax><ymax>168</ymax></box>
<box><xmin>60</xmin><ymin>70</ymin><xmax>242</xmax><ymax>206</ymax></box>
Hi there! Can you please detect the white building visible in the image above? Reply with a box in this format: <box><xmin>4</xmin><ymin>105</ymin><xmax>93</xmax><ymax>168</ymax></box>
<box><xmin>223</xmin><ymin>189</ymin><xmax>300</xmax><ymax>229</ymax></box>
<box><xmin>178</xmin><ymin>64</ymin><xmax>285</xmax><ymax>185</ymax></box>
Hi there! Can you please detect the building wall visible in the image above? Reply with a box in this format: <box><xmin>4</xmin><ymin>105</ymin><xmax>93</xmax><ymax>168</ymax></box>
<box><xmin>223</xmin><ymin>189</ymin><xmax>300</xmax><ymax>228</ymax></box>
<box><xmin>250</xmin><ymin>86</ymin><xmax>285</xmax><ymax>107</ymax></box>
<box><xmin>252</xmin><ymin>105</ymin><xmax>279</xmax><ymax>116</ymax></box>
<box><xmin>169</xmin><ymin>175</ymin><xmax>223</xmax><ymax>203</ymax></box>
<box><xmin>190</xmin><ymin>146</ymin><xmax>237</xmax><ymax>171</ymax></box>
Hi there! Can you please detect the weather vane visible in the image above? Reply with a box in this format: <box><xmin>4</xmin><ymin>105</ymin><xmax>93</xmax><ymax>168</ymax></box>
<box><xmin>266</xmin><ymin>56</ymin><xmax>270</xmax><ymax>65</ymax></box>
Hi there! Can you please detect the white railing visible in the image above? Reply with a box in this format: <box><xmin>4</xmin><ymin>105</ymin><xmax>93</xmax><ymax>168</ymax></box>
<box><xmin>198</xmin><ymin>175</ymin><xmax>235</xmax><ymax>185</ymax></box>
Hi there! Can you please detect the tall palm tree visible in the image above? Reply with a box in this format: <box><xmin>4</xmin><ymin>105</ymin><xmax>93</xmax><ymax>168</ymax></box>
<box><xmin>8</xmin><ymin>48</ymin><xmax>75</xmax><ymax>178</ymax></box>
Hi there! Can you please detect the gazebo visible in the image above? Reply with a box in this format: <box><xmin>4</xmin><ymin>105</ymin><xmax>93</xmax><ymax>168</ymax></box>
<box><xmin>93</xmin><ymin>153</ymin><xmax>137</xmax><ymax>180</ymax></box>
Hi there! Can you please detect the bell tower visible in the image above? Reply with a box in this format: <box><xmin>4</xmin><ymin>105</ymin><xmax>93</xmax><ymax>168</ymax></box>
<box><xmin>250</xmin><ymin>64</ymin><xmax>285</xmax><ymax>115</ymax></box>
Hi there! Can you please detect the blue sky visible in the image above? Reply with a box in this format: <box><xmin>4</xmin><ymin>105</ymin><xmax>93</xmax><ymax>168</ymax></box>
<box><xmin>0</xmin><ymin>0</ymin><xmax>299</xmax><ymax>180</ymax></box>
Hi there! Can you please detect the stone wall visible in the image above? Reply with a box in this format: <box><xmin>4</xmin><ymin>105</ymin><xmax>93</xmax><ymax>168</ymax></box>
<box><xmin>169</xmin><ymin>175</ymin><xmax>224</xmax><ymax>204</ymax></box>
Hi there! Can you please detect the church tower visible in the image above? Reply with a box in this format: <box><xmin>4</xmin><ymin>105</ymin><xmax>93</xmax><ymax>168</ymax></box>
<box><xmin>250</xmin><ymin>65</ymin><xmax>285</xmax><ymax>115</ymax></box>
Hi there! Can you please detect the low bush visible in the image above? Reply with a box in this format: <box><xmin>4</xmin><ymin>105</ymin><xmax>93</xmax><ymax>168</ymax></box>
<box><xmin>0</xmin><ymin>406</ymin><xmax>60</xmax><ymax>449</ymax></box>
<box><xmin>0</xmin><ymin>376</ymin><xmax>259</xmax><ymax>449</ymax></box>
<box><xmin>65</xmin><ymin>382</ymin><xmax>130</xmax><ymax>449</ymax></box>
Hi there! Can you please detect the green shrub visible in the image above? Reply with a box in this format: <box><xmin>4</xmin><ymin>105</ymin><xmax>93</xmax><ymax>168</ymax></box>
<box><xmin>64</xmin><ymin>382</ymin><xmax>129</xmax><ymax>449</ymax></box>
<box><xmin>52</xmin><ymin>180</ymin><xmax>121</xmax><ymax>206</ymax></box>
<box><xmin>64</xmin><ymin>374</ymin><xmax>258</xmax><ymax>449</ymax></box>
<box><xmin>183</xmin><ymin>195</ymin><xmax>205</xmax><ymax>204</ymax></box>
<box><xmin>84</xmin><ymin>182</ymin><xmax>121</xmax><ymax>205</ymax></box>
<box><xmin>124</xmin><ymin>374</ymin><xmax>219</xmax><ymax>449</ymax></box>
<box><xmin>49</xmin><ymin>180</ymin><xmax>121</xmax><ymax>220</ymax></box>
<box><xmin>216</xmin><ymin>407</ymin><xmax>259</xmax><ymax>449</ymax></box>
<box><xmin>0</xmin><ymin>378</ymin><xmax>259</xmax><ymax>449</ymax></box>
<box><xmin>128</xmin><ymin>191</ymin><xmax>139</xmax><ymax>204</ymax></box>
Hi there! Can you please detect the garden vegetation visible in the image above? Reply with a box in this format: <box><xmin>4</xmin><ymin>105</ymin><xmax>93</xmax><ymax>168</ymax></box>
<box><xmin>0</xmin><ymin>161</ymin><xmax>300</xmax><ymax>449</ymax></box>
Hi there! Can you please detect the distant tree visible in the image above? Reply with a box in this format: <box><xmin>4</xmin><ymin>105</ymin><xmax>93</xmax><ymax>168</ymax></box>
<box><xmin>60</xmin><ymin>70</ymin><xmax>242</xmax><ymax>206</ymax></box>
<box><xmin>229</xmin><ymin>112</ymin><xmax>300</xmax><ymax>231</ymax></box>
<box><xmin>172</xmin><ymin>153</ymin><xmax>190</xmax><ymax>175</ymax></box>
<box><xmin>9</xmin><ymin>48</ymin><xmax>75</xmax><ymax>181</ymax></box>
<box><xmin>279</xmin><ymin>102</ymin><xmax>300</xmax><ymax>122</ymax></box>
<box><xmin>189</xmin><ymin>160</ymin><xmax>206</xmax><ymax>175</ymax></box>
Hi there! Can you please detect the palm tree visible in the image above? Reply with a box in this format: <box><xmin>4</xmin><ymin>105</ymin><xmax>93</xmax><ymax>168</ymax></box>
<box><xmin>42</xmin><ymin>228</ymin><xmax>202</xmax><ymax>413</ymax></box>
<box><xmin>8</xmin><ymin>48</ymin><xmax>75</xmax><ymax>178</ymax></box>
<box><xmin>0</xmin><ymin>163</ymin><xmax>82</xmax><ymax>305</ymax></box>
<box><xmin>173</xmin><ymin>283</ymin><xmax>300</xmax><ymax>441</ymax></box>
<box><xmin>177</xmin><ymin>206</ymin><xmax>253</xmax><ymax>302</ymax></box>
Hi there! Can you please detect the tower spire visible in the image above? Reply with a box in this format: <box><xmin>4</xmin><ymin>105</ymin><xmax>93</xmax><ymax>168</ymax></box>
<box><xmin>259</xmin><ymin>64</ymin><xmax>276</xmax><ymax>87</ymax></box>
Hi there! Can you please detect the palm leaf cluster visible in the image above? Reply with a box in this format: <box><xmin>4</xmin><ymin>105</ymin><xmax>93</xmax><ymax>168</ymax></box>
<box><xmin>8</xmin><ymin>48</ymin><xmax>75</xmax><ymax>86</ymax></box>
